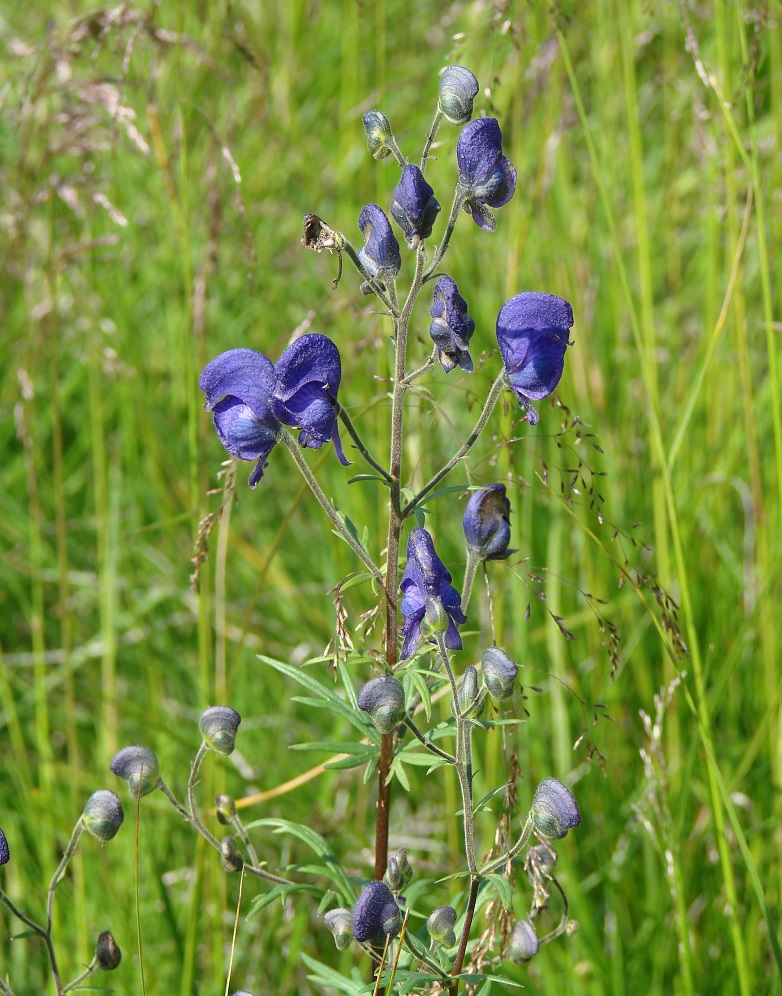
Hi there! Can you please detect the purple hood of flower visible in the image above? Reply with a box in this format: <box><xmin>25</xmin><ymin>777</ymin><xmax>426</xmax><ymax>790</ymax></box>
<box><xmin>399</xmin><ymin>528</ymin><xmax>466</xmax><ymax>660</ymax></box>
<box><xmin>358</xmin><ymin>204</ymin><xmax>401</xmax><ymax>283</ymax></box>
<box><xmin>429</xmin><ymin>275</ymin><xmax>475</xmax><ymax>373</ymax></box>
<box><xmin>456</xmin><ymin>118</ymin><xmax>517</xmax><ymax>232</ymax></box>
<box><xmin>390</xmin><ymin>164</ymin><xmax>440</xmax><ymax>246</ymax></box>
<box><xmin>272</xmin><ymin>334</ymin><xmax>349</xmax><ymax>464</ymax></box>
<box><xmin>463</xmin><ymin>483</ymin><xmax>513</xmax><ymax>560</ymax></box>
<box><xmin>496</xmin><ymin>292</ymin><xmax>573</xmax><ymax>422</ymax></box>
<box><xmin>198</xmin><ymin>348</ymin><xmax>280</xmax><ymax>487</ymax></box>
<box><xmin>352</xmin><ymin>881</ymin><xmax>401</xmax><ymax>943</ymax></box>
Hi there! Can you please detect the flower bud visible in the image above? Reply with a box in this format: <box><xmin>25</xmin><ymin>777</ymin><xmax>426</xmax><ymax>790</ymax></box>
<box><xmin>384</xmin><ymin>846</ymin><xmax>413</xmax><ymax>892</ymax></box>
<box><xmin>352</xmin><ymin>881</ymin><xmax>402</xmax><ymax>943</ymax></box>
<box><xmin>82</xmin><ymin>790</ymin><xmax>124</xmax><ymax>842</ymax></box>
<box><xmin>357</xmin><ymin>676</ymin><xmax>406</xmax><ymax>734</ymax></box>
<box><xmin>427</xmin><ymin>905</ymin><xmax>457</xmax><ymax>948</ymax></box>
<box><xmin>508</xmin><ymin>919</ymin><xmax>539</xmax><ymax>963</ymax></box>
<box><xmin>199</xmin><ymin>706</ymin><xmax>241</xmax><ymax>756</ymax></box>
<box><xmin>438</xmin><ymin>66</ymin><xmax>479</xmax><ymax>125</ymax></box>
<box><xmin>452</xmin><ymin>666</ymin><xmax>484</xmax><ymax>719</ymax></box>
<box><xmin>390</xmin><ymin>165</ymin><xmax>440</xmax><ymax>247</ymax></box>
<box><xmin>531</xmin><ymin>778</ymin><xmax>582</xmax><ymax>840</ymax></box>
<box><xmin>423</xmin><ymin>596</ymin><xmax>448</xmax><ymax>635</ymax></box>
<box><xmin>481</xmin><ymin>647</ymin><xmax>518</xmax><ymax>701</ymax></box>
<box><xmin>215</xmin><ymin>794</ymin><xmax>237</xmax><ymax>825</ymax></box>
<box><xmin>220</xmin><ymin>836</ymin><xmax>244</xmax><ymax>873</ymax></box>
<box><xmin>324</xmin><ymin>907</ymin><xmax>354</xmax><ymax>951</ymax></box>
<box><xmin>463</xmin><ymin>484</ymin><xmax>513</xmax><ymax>561</ymax></box>
<box><xmin>566</xmin><ymin>918</ymin><xmax>580</xmax><ymax>936</ymax></box>
<box><xmin>95</xmin><ymin>930</ymin><xmax>122</xmax><ymax>970</ymax></box>
<box><xmin>0</xmin><ymin>828</ymin><xmax>9</xmax><ymax>866</ymax></box>
<box><xmin>362</xmin><ymin>110</ymin><xmax>394</xmax><ymax>160</ymax></box>
<box><xmin>110</xmin><ymin>746</ymin><xmax>160</xmax><ymax>799</ymax></box>
<box><xmin>357</xmin><ymin>204</ymin><xmax>401</xmax><ymax>285</ymax></box>
<box><xmin>429</xmin><ymin>275</ymin><xmax>475</xmax><ymax>373</ymax></box>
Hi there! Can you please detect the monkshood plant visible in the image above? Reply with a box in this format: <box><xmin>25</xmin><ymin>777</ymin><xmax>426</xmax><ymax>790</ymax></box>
<box><xmin>109</xmin><ymin>67</ymin><xmax>584</xmax><ymax>995</ymax></box>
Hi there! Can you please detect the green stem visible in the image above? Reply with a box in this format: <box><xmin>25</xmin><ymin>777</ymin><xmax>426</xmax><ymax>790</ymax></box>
<box><xmin>279</xmin><ymin>430</ymin><xmax>384</xmax><ymax>586</ymax></box>
<box><xmin>403</xmin><ymin>350</ymin><xmax>437</xmax><ymax>386</ymax></box>
<box><xmin>460</xmin><ymin>548</ymin><xmax>481</xmax><ymax>613</ymax></box>
<box><xmin>61</xmin><ymin>958</ymin><xmax>98</xmax><ymax>993</ymax></box>
<box><xmin>47</xmin><ymin>822</ymin><xmax>83</xmax><ymax>936</ymax></box>
<box><xmin>424</xmin><ymin>185</ymin><xmax>465</xmax><ymax>279</ymax></box>
<box><xmin>338</xmin><ymin>407</ymin><xmax>392</xmax><ymax>483</ymax></box>
<box><xmin>339</xmin><ymin>237</ymin><xmax>400</xmax><ymax>317</ymax></box>
<box><xmin>157</xmin><ymin>778</ymin><xmax>190</xmax><ymax>820</ymax></box>
<box><xmin>187</xmin><ymin>743</ymin><xmax>221</xmax><ymax>850</ymax></box>
<box><xmin>403</xmin><ymin>372</ymin><xmax>507</xmax><ymax>518</ymax></box>
<box><xmin>420</xmin><ymin>108</ymin><xmax>444</xmax><ymax>174</ymax></box>
<box><xmin>480</xmin><ymin>814</ymin><xmax>534</xmax><ymax>876</ymax></box>
<box><xmin>403</xmin><ymin>717</ymin><xmax>455</xmax><ymax>764</ymax></box>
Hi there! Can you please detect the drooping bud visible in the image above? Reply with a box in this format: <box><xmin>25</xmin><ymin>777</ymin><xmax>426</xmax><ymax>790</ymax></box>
<box><xmin>324</xmin><ymin>907</ymin><xmax>354</xmax><ymax>951</ymax></box>
<box><xmin>384</xmin><ymin>847</ymin><xmax>413</xmax><ymax>892</ymax></box>
<box><xmin>220</xmin><ymin>836</ymin><xmax>244</xmax><ymax>873</ymax></box>
<box><xmin>95</xmin><ymin>930</ymin><xmax>122</xmax><ymax>970</ymax></box>
<box><xmin>438</xmin><ymin>66</ymin><xmax>479</xmax><ymax>125</ymax></box>
<box><xmin>423</xmin><ymin>595</ymin><xmax>448</xmax><ymax>636</ymax></box>
<box><xmin>463</xmin><ymin>484</ymin><xmax>513</xmax><ymax>561</ymax></box>
<box><xmin>508</xmin><ymin>919</ymin><xmax>539</xmax><ymax>963</ymax></box>
<box><xmin>452</xmin><ymin>665</ymin><xmax>485</xmax><ymax>719</ymax></box>
<box><xmin>531</xmin><ymin>778</ymin><xmax>582</xmax><ymax>840</ymax></box>
<box><xmin>0</xmin><ymin>828</ymin><xmax>8</xmax><ymax>866</ymax></box>
<box><xmin>427</xmin><ymin>905</ymin><xmax>458</xmax><ymax>948</ymax></box>
<box><xmin>357</xmin><ymin>204</ymin><xmax>401</xmax><ymax>285</ymax></box>
<box><xmin>357</xmin><ymin>676</ymin><xmax>406</xmax><ymax>734</ymax></box>
<box><xmin>362</xmin><ymin>110</ymin><xmax>394</xmax><ymax>160</ymax></box>
<box><xmin>82</xmin><ymin>790</ymin><xmax>124</xmax><ymax>843</ymax></box>
<box><xmin>215</xmin><ymin>794</ymin><xmax>237</xmax><ymax>826</ymax></box>
<box><xmin>566</xmin><ymin>919</ymin><xmax>580</xmax><ymax>936</ymax></box>
<box><xmin>428</xmin><ymin>275</ymin><xmax>475</xmax><ymax>373</ymax></box>
<box><xmin>110</xmin><ymin>746</ymin><xmax>160</xmax><ymax>799</ymax></box>
<box><xmin>481</xmin><ymin>647</ymin><xmax>519</xmax><ymax>701</ymax></box>
<box><xmin>352</xmin><ymin>881</ymin><xmax>402</xmax><ymax>943</ymax></box>
<box><xmin>199</xmin><ymin>706</ymin><xmax>241</xmax><ymax>756</ymax></box>
<box><xmin>390</xmin><ymin>165</ymin><xmax>441</xmax><ymax>247</ymax></box>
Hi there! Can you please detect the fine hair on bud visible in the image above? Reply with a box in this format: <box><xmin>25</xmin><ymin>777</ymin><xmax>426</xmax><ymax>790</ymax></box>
<box><xmin>427</xmin><ymin>905</ymin><xmax>458</xmax><ymax>948</ymax></box>
<box><xmin>384</xmin><ymin>846</ymin><xmax>413</xmax><ymax>892</ymax></box>
<box><xmin>481</xmin><ymin>646</ymin><xmax>519</xmax><ymax>701</ymax></box>
<box><xmin>199</xmin><ymin>706</ymin><xmax>242</xmax><ymax>756</ymax></box>
<box><xmin>110</xmin><ymin>745</ymin><xmax>160</xmax><ymax>799</ymax></box>
<box><xmin>82</xmin><ymin>790</ymin><xmax>125</xmax><ymax>842</ymax></box>
<box><xmin>508</xmin><ymin>919</ymin><xmax>539</xmax><ymax>963</ymax></box>
<box><xmin>531</xmin><ymin>777</ymin><xmax>582</xmax><ymax>840</ymax></box>
<box><xmin>357</xmin><ymin>675</ymin><xmax>406</xmax><ymax>734</ymax></box>
<box><xmin>352</xmin><ymin>881</ymin><xmax>402</xmax><ymax>944</ymax></box>
<box><xmin>95</xmin><ymin>930</ymin><xmax>122</xmax><ymax>971</ymax></box>
<box><xmin>324</xmin><ymin>907</ymin><xmax>354</xmax><ymax>951</ymax></box>
<box><xmin>437</xmin><ymin>66</ymin><xmax>479</xmax><ymax>125</ymax></box>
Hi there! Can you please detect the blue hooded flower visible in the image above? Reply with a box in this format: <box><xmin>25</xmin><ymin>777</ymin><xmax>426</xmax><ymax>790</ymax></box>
<box><xmin>352</xmin><ymin>881</ymin><xmax>401</xmax><ymax>944</ymax></box>
<box><xmin>199</xmin><ymin>348</ymin><xmax>280</xmax><ymax>488</ymax></box>
<box><xmin>400</xmin><ymin>528</ymin><xmax>466</xmax><ymax>660</ymax></box>
<box><xmin>0</xmin><ymin>828</ymin><xmax>9</xmax><ymax>866</ymax></box>
<box><xmin>358</xmin><ymin>204</ymin><xmax>401</xmax><ymax>284</ymax></box>
<box><xmin>496</xmin><ymin>292</ymin><xmax>573</xmax><ymax>424</ymax></box>
<box><xmin>456</xmin><ymin>118</ymin><xmax>517</xmax><ymax>232</ymax></box>
<box><xmin>272</xmin><ymin>334</ymin><xmax>349</xmax><ymax>465</ymax></box>
<box><xmin>463</xmin><ymin>484</ymin><xmax>512</xmax><ymax>560</ymax></box>
<box><xmin>429</xmin><ymin>276</ymin><xmax>475</xmax><ymax>373</ymax></box>
<box><xmin>390</xmin><ymin>165</ymin><xmax>440</xmax><ymax>247</ymax></box>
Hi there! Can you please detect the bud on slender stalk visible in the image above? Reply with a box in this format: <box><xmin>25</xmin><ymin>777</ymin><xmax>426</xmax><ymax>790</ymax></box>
<box><xmin>438</xmin><ymin>66</ymin><xmax>479</xmax><ymax>125</ymax></box>
<box><xmin>384</xmin><ymin>847</ymin><xmax>413</xmax><ymax>892</ymax></box>
<box><xmin>531</xmin><ymin>778</ymin><xmax>582</xmax><ymax>840</ymax></box>
<box><xmin>215</xmin><ymin>794</ymin><xmax>237</xmax><ymax>825</ymax></box>
<box><xmin>357</xmin><ymin>675</ymin><xmax>406</xmax><ymax>734</ymax></box>
<box><xmin>199</xmin><ymin>706</ymin><xmax>242</xmax><ymax>756</ymax></box>
<box><xmin>82</xmin><ymin>790</ymin><xmax>124</xmax><ymax>843</ymax></box>
<box><xmin>362</xmin><ymin>110</ymin><xmax>394</xmax><ymax>159</ymax></box>
<box><xmin>481</xmin><ymin>647</ymin><xmax>519</xmax><ymax>701</ymax></box>
<box><xmin>427</xmin><ymin>905</ymin><xmax>458</xmax><ymax>948</ymax></box>
<box><xmin>324</xmin><ymin>907</ymin><xmax>354</xmax><ymax>951</ymax></box>
<box><xmin>95</xmin><ymin>930</ymin><xmax>122</xmax><ymax>970</ymax></box>
<box><xmin>352</xmin><ymin>881</ymin><xmax>402</xmax><ymax>943</ymax></box>
<box><xmin>220</xmin><ymin>836</ymin><xmax>244</xmax><ymax>873</ymax></box>
<box><xmin>508</xmin><ymin>919</ymin><xmax>539</xmax><ymax>963</ymax></box>
<box><xmin>110</xmin><ymin>746</ymin><xmax>160</xmax><ymax>799</ymax></box>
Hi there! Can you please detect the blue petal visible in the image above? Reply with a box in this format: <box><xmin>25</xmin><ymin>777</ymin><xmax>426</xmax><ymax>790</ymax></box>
<box><xmin>497</xmin><ymin>292</ymin><xmax>573</xmax><ymax>337</ymax></box>
<box><xmin>199</xmin><ymin>348</ymin><xmax>276</xmax><ymax>419</ymax></box>
<box><xmin>358</xmin><ymin>204</ymin><xmax>401</xmax><ymax>280</ymax></box>
<box><xmin>274</xmin><ymin>334</ymin><xmax>342</xmax><ymax>403</ymax></box>
<box><xmin>212</xmin><ymin>398</ymin><xmax>278</xmax><ymax>459</ymax></box>
<box><xmin>505</xmin><ymin>332</ymin><xmax>568</xmax><ymax>400</ymax></box>
<box><xmin>457</xmin><ymin>118</ymin><xmax>505</xmax><ymax>187</ymax></box>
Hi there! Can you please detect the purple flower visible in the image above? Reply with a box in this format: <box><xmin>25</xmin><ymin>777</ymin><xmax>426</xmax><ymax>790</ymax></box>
<box><xmin>400</xmin><ymin>528</ymin><xmax>466</xmax><ymax>660</ymax></box>
<box><xmin>0</xmin><ymin>828</ymin><xmax>9</xmax><ymax>866</ymax></box>
<box><xmin>199</xmin><ymin>348</ymin><xmax>280</xmax><ymax>488</ymax></box>
<box><xmin>390</xmin><ymin>165</ymin><xmax>440</xmax><ymax>247</ymax></box>
<box><xmin>456</xmin><ymin>118</ymin><xmax>517</xmax><ymax>232</ymax></box>
<box><xmin>272</xmin><ymin>334</ymin><xmax>349</xmax><ymax>465</ymax></box>
<box><xmin>463</xmin><ymin>484</ymin><xmax>512</xmax><ymax>560</ymax></box>
<box><xmin>358</xmin><ymin>204</ymin><xmax>401</xmax><ymax>284</ymax></box>
<box><xmin>496</xmin><ymin>292</ymin><xmax>573</xmax><ymax>424</ymax></box>
<box><xmin>352</xmin><ymin>881</ymin><xmax>401</xmax><ymax>943</ymax></box>
<box><xmin>429</xmin><ymin>276</ymin><xmax>475</xmax><ymax>373</ymax></box>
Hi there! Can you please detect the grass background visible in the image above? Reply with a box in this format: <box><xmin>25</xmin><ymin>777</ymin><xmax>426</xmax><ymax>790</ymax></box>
<box><xmin>1</xmin><ymin>0</ymin><xmax>780</xmax><ymax>993</ymax></box>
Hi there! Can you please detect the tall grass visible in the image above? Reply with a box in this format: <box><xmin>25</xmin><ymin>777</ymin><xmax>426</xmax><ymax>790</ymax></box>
<box><xmin>0</xmin><ymin>0</ymin><xmax>779</xmax><ymax>992</ymax></box>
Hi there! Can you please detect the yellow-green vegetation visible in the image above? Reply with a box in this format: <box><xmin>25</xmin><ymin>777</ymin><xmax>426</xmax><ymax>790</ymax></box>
<box><xmin>1</xmin><ymin>0</ymin><xmax>779</xmax><ymax>993</ymax></box>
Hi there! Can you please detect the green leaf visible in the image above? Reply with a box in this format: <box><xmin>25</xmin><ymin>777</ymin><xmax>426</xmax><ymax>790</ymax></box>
<box><xmin>484</xmin><ymin>872</ymin><xmax>513</xmax><ymax>911</ymax></box>
<box><xmin>405</xmin><ymin>668</ymin><xmax>432</xmax><ymax>722</ymax></box>
<box><xmin>289</xmin><ymin>740</ymin><xmax>371</xmax><ymax>754</ymax></box>
<box><xmin>246</xmin><ymin>818</ymin><xmax>356</xmax><ymax>903</ymax></box>
<box><xmin>391</xmin><ymin>757</ymin><xmax>411</xmax><ymax>791</ymax></box>
<box><xmin>415</xmin><ymin>483</ymin><xmax>469</xmax><ymax>506</ymax></box>
<box><xmin>347</xmin><ymin>473</ymin><xmax>388</xmax><ymax>486</ymax></box>
<box><xmin>247</xmin><ymin>882</ymin><xmax>322</xmax><ymax>916</ymax></box>
<box><xmin>300</xmin><ymin>953</ymin><xmax>366</xmax><ymax>994</ymax></box>
<box><xmin>336</xmin><ymin>571</ymin><xmax>375</xmax><ymax>593</ymax></box>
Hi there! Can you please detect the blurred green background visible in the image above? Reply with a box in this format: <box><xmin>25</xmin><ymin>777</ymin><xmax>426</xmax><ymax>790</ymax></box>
<box><xmin>1</xmin><ymin>0</ymin><xmax>780</xmax><ymax>992</ymax></box>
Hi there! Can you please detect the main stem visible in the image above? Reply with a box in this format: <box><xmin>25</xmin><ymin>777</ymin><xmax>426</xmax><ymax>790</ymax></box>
<box><xmin>374</xmin><ymin>248</ymin><xmax>427</xmax><ymax>880</ymax></box>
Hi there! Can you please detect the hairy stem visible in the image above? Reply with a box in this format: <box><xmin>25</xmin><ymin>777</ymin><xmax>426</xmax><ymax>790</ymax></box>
<box><xmin>403</xmin><ymin>717</ymin><xmax>456</xmax><ymax>764</ymax></box>
<box><xmin>338</xmin><ymin>407</ymin><xmax>392</xmax><ymax>483</ymax></box>
<box><xmin>460</xmin><ymin>548</ymin><xmax>481</xmax><ymax>613</ymax></box>
<box><xmin>61</xmin><ymin>958</ymin><xmax>98</xmax><ymax>993</ymax></box>
<box><xmin>451</xmin><ymin>875</ymin><xmax>481</xmax><ymax>985</ymax></box>
<box><xmin>480</xmin><ymin>814</ymin><xmax>534</xmax><ymax>876</ymax></box>
<box><xmin>403</xmin><ymin>371</ymin><xmax>507</xmax><ymax>518</ymax></box>
<box><xmin>424</xmin><ymin>185</ymin><xmax>465</xmax><ymax>279</ymax></box>
<box><xmin>420</xmin><ymin>108</ymin><xmax>444</xmax><ymax>174</ymax></box>
<box><xmin>157</xmin><ymin>778</ymin><xmax>190</xmax><ymax>819</ymax></box>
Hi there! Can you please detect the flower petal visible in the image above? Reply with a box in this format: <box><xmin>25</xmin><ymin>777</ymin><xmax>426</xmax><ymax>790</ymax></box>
<box><xmin>199</xmin><ymin>348</ymin><xmax>276</xmax><ymax>419</ymax></box>
<box><xmin>457</xmin><ymin>118</ymin><xmax>505</xmax><ymax>187</ymax></box>
<box><xmin>274</xmin><ymin>334</ymin><xmax>342</xmax><ymax>403</ymax></box>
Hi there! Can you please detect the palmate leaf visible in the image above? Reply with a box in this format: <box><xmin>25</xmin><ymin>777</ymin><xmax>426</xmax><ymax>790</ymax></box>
<box><xmin>246</xmin><ymin>817</ymin><xmax>356</xmax><ymax>903</ymax></box>
<box><xmin>259</xmin><ymin>654</ymin><xmax>378</xmax><ymax>742</ymax></box>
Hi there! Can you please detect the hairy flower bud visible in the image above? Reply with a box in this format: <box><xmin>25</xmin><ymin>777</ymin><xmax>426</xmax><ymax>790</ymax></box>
<box><xmin>220</xmin><ymin>836</ymin><xmax>244</xmax><ymax>873</ymax></box>
<box><xmin>358</xmin><ymin>676</ymin><xmax>406</xmax><ymax>734</ymax></box>
<box><xmin>531</xmin><ymin>778</ymin><xmax>582</xmax><ymax>840</ymax></box>
<box><xmin>452</xmin><ymin>665</ymin><xmax>485</xmax><ymax>719</ymax></box>
<box><xmin>481</xmin><ymin>647</ymin><xmax>519</xmax><ymax>701</ymax></box>
<box><xmin>390</xmin><ymin>165</ymin><xmax>440</xmax><ymax>247</ymax></box>
<box><xmin>463</xmin><ymin>484</ymin><xmax>513</xmax><ymax>561</ymax></box>
<box><xmin>215</xmin><ymin>794</ymin><xmax>237</xmax><ymax>825</ymax></box>
<box><xmin>82</xmin><ymin>790</ymin><xmax>124</xmax><ymax>843</ymax></box>
<box><xmin>357</xmin><ymin>204</ymin><xmax>401</xmax><ymax>285</ymax></box>
<box><xmin>362</xmin><ymin>110</ymin><xmax>394</xmax><ymax>159</ymax></box>
<box><xmin>96</xmin><ymin>930</ymin><xmax>122</xmax><ymax>970</ymax></box>
<box><xmin>324</xmin><ymin>907</ymin><xmax>354</xmax><ymax>951</ymax></box>
<box><xmin>438</xmin><ymin>66</ymin><xmax>479</xmax><ymax>125</ymax></box>
<box><xmin>352</xmin><ymin>881</ymin><xmax>402</xmax><ymax>943</ymax></box>
<box><xmin>0</xmin><ymin>828</ymin><xmax>8</xmax><ymax>866</ymax></box>
<box><xmin>427</xmin><ymin>905</ymin><xmax>458</xmax><ymax>948</ymax></box>
<box><xmin>508</xmin><ymin>919</ymin><xmax>539</xmax><ymax>963</ymax></box>
<box><xmin>110</xmin><ymin>746</ymin><xmax>160</xmax><ymax>799</ymax></box>
<box><xmin>428</xmin><ymin>275</ymin><xmax>475</xmax><ymax>373</ymax></box>
<box><xmin>384</xmin><ymin>847</ymin><xmax>413</xmax><ymax>892</ymax></box>
<box><xmin>199</xmin><ymin>706</ymin><xmax>242</xmax><ymax>756</ymax></box>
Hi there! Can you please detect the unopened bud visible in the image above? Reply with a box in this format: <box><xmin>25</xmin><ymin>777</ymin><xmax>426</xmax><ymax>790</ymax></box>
<box><xmin>427</xmin><ymin>905</ymin><xmax>457</xmax><ymax>948</ymax></box>
<box><xmin>423</xmin><ymin>596</ymin><xmax>448</xmax><ymax>636</ymax></box>
<box><xmin>531</xmin><ymin>778</ymin><xmax>582</xmax><ymax>840</ymax></box>
<box><xmin>220</xmin><ymin>836</ymin><xmax>244</xmax><ymax>873</ymax></box>
<box><xmin>452</xmin><ymin>665</ymin><xmax>485</xmax><ymax>719</ymax></box>
<box><xmin>199</xmin><ymin>706</ymin><xmax>241</xmax><ymax>756</ymax></box>
<box><xmin>362</xmin><ymin>110</ymin><xmax>394</xmax><ymax>160</ymax></box>
<box><xmin>481</xmin><ymin>647</ymin><xmax>518</xmax><ymax>701</ymax></box>
<box><xmin>96</xmin><ymin>930</ymin><xmax>122</xmax><ymax>970</ymax></box>
<box><xmin>438</xmin><ymin>66</ymin><xmax>479</xmax><ymax>125</ymax></box>
<box><xmin>508</xmin><ymin>919</ymin><xmax>539</xmax><ymax>963</ymax></box>
<box><xmin>82</xmin><ymin>790</ymin><xmax>124</xmax><ymax>843</ymax></box>
<box><xmin>357</xmin><ymin>676</ymin><xmax>406</xmax><ymax>734</ymax></box>
<box><xmin>215</xmin><ymin>794</ymin><xmax>237</xmax><ymax>825</ymax></box>
<box><xmin>384</xmin><ymin>847</ymin><xmax>413</xmax><ymax>892</ymax></box>
<box><xmin>324</xmin><ymin>907</ymin><xmax>354</xmax><ymax>951</ymax></box>
<box><xmin>110</xmin><ymin>746</ymin><xmax>160</xmax><ymax>799</ymax></box>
